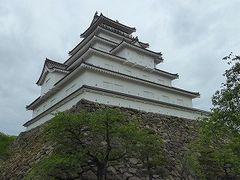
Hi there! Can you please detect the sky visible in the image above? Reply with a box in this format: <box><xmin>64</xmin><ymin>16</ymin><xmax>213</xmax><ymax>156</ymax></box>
<box><xmin>0</xmin><ymin>0</ymin><xmax>239</xmax><ymax>135</ymax></box>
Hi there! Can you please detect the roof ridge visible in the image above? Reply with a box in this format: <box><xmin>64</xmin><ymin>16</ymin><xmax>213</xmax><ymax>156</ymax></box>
<box><xmin>81</xmin><ymin>13</ymin><xmax>136</xmax><ymax>38</ymax></box>
<box><xmin>45</xmin><ymin>58</ymin><xmax>67</xmax><ymax>66</ymax></box>
<box><xmin>111</xmin><ymin>39</ymin><xmax>162</xmax><ymax>58</ymax></box>
<box><xmin>154</xmin><ymin>68</ymin><xmax>178</xmax><ymax>77</ymax></box>
<box><xmin>99</xmin><ymin>13</ymin><xmax>136</xmax><ymax>31</ymax></box>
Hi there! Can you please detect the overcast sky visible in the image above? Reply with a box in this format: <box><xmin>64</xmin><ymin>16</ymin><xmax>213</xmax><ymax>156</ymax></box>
<box><xmin>0</xmin><ymin>0</ymin><xmax>239</xmax><ymax>135</ymax></box>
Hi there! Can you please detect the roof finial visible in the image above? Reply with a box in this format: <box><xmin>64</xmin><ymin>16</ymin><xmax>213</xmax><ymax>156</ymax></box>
<box><xmin>94</xmin><ymin>11</ymin><xmax>98</xmax><ymax>17</ymax></box>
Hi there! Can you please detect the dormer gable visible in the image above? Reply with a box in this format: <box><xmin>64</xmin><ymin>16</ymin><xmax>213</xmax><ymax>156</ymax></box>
<box><xmin>37</xmin><ymin>59</ymin><xmax>69</xmax><ymax>96</ymax></box>
<box><xmin>110</xmin><ymin>40</ymin><xmax>163</xmax><ymax>68</ymax></box>
<box><xmin>36</xmin><ymin>58</ymin><xmax>69</xmax><ymax>86</ymax></box>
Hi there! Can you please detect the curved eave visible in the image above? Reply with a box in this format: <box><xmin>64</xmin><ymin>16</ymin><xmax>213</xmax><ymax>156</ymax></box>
<box><xmin>111</xmin><ymin>41</ymin><xmax>163</xmax><ymax>63</ymax></box>
<box><xmin>36</xmin><ymin>59</ymin><xmax>68</xmax><ymax>85</ymax></box>
<box><xmin>83</xmin><ymin>62</ymin><xmax>200</xmax><ymax>98</ymax></box>
<box><xmin>69</xmin><ymin>47</ymin><xmax>177</xmax><ymax>80</ymax></box>
<box><xmin>81</xmin><ymin>14</ymin><xmax>136</xmax><ymax>38</ymax></box>
<box><xmin>68</xmin><ymin>34</ymin><xmax>118</xmax><ymax>60</ymax></box>
<box><xmin>69</xmin><ymin>61</ymin><xmax>200</xmax><ymax>99</ymax></box>
<box><xmin>26</xmin><ymin>96</ymin><xmax>41</xmax><ymax>110</ymax></box>
<box><xmin>68</xmin><ymin>26</ymin><xmax>102</xmax><ymax>56</ymax></box>
<box><xmin>138</xmin><ymin>42</ymin><xmax>149</xmax><ymax>49</ymax></box>
<box><xmin>68</xmin><ymin>35</ymin><xmax>94</xmax><ymax>56</ymax></box>
<box><xmin>23</xmin><ymin>85</ymin><xmax>208</xmax><ymax>127</ymax></box>
<box><xmin>67</xmin><ymin>46</ymin><xmax>126</xmax><ymax>70</ymax></box>
<box><xmin>88</xmin><ymin>48</ymin><xmax>176</xmax><ymax>80</ymax></box>
<box><xmin>26</xmin><ymin>83</ymin><xmax>64</xmax><ymax>110</ymax></box>
<box><xmin>154</xmin><ymin>68</ymin><xmax>179</xmax><ymax>80</ymax></box>
<box><xmin>36</xmin><ymin>67</ymin><xmax>69</xmax><ymax>86</ymax></box>
<box><xmin>68</xmin><ymin>25</ymin><xmax>124</xmax><ymax>56</ymax></box>
<box><xmin>83</xmin><ymin>47</ymin><xmax>179</xmax><ymax>80</ymax></box>
<box><xmin>66</xmin><ymin>35</ymin><xmax>119</xmax><ymax>67</ymax></box>
<box><xmin>69</xmin><ymin>25</ymin><xmax>141</xmax><ymax>57</ymax></box>
<box><xmin>36</xmin><ymin>66</ymin><xmax>48</xmax><ymax>86</ymax></box>
<box><xmin>28</xmin><ymin>54</ymin><xmax>199</xmax><ymax>110</ymax></box>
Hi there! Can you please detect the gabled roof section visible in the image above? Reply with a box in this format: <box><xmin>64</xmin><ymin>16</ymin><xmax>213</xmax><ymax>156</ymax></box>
<box><xmin>45</xmin><ymin>58</ymin><xmax>68</xmax><ymax>70</ymax></box>
<box><xmin>36</xmin><ymin>58</ymin><xmax>69</xmax><ymax>86</ymax></box>
<box><xmin>68</xmin><ymin>34</ymin><xmax>118</xmax><ymax>58</ymax></box>
<box><xmin>131</xmin><ymin>37</ymin><xmax>149</xmax><ymax>49</ymax></box>
<box><xmin>81</xmin><ymin>12</ymin><xmax>136</xmax><ymax>38</ymax></box>
<box><xmin>111</xmin><ymin>40</ymin><xmax>163</xmax><ymax>63</ymax></box>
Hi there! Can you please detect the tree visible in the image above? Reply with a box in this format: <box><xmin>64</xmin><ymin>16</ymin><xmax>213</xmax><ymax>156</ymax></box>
<box><xmin>184</xmin><ymin>54</ymin><xmax>240</xmax><ymax>179</ymax></box>
<box><xmin>26</xmin><ymin>108</ymin><xmax>164</xmax><ymax>180</ymax></box>
<box><xmin>25</xmin><ymin>153</ymin><xmax>86</xmax><ymax>180</ymax></box>
<box><xmin>132</xmin><ymin>128</ymin><xmax>164</xmax><ymax>180</ymax></box>
<box><xmin>0</xmin><ymin>132</ymin><xmax>16</xmax><ymax>161</ymax></box>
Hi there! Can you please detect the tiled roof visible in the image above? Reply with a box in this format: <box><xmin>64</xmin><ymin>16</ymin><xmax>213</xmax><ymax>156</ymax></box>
<box><xmin>36</xmin><ymin>58</ymin><xmax>68</xmax><ymax>85</ymax></box>
<box><xmin>130</xmin><ymin>37</ymin><xmax>149</xmax><ymax>49</ymax></box>
<box><xmin>27</xmin><ymin>61</ymin><xmax>198</xmax><ymax>110</ymax></box>
<box><xmin>68</xmin><ymin>34</ymin><xmax>118</xmax><ymax>58</ymax></box>
<box><xmin>111</xmin><ymin>40</ymin><xmax>163</xmax><ymax>63</ymax></box>
<box><xmin>45</xmin><ymin>58</ymin><xmax>68</xmax><ymax>70</ymax></box>
<box><xmin>81</xmin><ymin>13</ymin><xmax>136</xmax><ymax>38</ymax></box>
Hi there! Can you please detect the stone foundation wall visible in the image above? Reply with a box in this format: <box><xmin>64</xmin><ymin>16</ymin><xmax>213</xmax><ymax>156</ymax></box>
<box><xmin>0</xmin><ymin>99</ymin><xmax>199</xmax><ymax>180</ymax></box>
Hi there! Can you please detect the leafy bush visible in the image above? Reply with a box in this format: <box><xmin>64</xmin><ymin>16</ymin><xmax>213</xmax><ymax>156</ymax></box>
<box><xmin>183</xmin><ymin>54</ymin><xmax>240</xmax><ymax>179</ymax></box>
<box><xmin>26</xmin><ymin>108</ymin><xmax>165</xmax><ymax>180</ymax></box>
<box><xmin>0</xmin><ymin>132</ymin><xmax>16</xmax><ymax>160</ymax></box>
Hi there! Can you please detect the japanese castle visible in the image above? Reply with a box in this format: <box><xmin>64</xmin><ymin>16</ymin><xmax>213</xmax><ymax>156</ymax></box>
<box><xmin>24</xmin><ymin>13</ymin><xmax>206</xmax><ymax>130</ymax></box>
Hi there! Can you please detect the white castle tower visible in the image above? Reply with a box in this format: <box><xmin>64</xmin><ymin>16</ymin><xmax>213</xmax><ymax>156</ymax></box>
<box><xmin>24</xmin><ymin>13</ymin><xmax>206</xmax><ymax>130</ymax></box>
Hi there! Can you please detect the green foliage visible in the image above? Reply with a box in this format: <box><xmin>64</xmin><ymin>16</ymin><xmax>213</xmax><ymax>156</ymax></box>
<box><xmin>184</xmin><ymin>54</ymin><xmax>240</xmax><ymax>179</ymax></box>
<box><xmin>45</xmin><ymin>109</ymin><xmax>137</xmax><ymax>163</ymax></box>
<box><xmin>132</xmin><ymin>128</ymin><xmax>164</xmax><ymax>179</ymax></box>
<box><xmin>183</xmin><ymin>119</ymin><xmax>224</xmax><ymax>179</ymax></box>
<box><xmin>25</xmin><ymin>153</ymin><xmax>85</xmax><ymax>180</ymax></box>
<box><xmin>0</xmin><ymin>132</ymin><xmax>16</xmax><ymax>161</ymax></box>
<box><xmin>27</xmin><ymin>108</ymin><xmax>164</xmax><ymax>179</ymax></box>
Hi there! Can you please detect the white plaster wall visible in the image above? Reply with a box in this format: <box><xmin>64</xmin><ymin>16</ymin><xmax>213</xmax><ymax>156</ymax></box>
<box><xmin>41</xmin><ymin>73</ymin><xmax>55</xmax><ymax>95</ymax></box>
<box><xmin>33</xmin><ymin>70</ymin><xmax>87</xmax><ymax>118</ymax></box>
<box><xmin>82</xmin><ymin>70</ymin><xmax>193</xmax><ymax>107</ymax></box>
<box><xmin>40</xmin><ymin>72</ymin><xmax>66</xmax><ymax>96</ymax></box>
<box><xmin>97</xmin><ymin>31</ymin><xmax>122</xmax><ymax>44</ymax></box>
<box><xmin>68</xmin><ymin>37</ymin><xmax>115</xmax><ymax>70</ymax></box>
<box><xmin>83</xmin><ymin>91</ymin><xmax>202</xmax><ymax>119</ymax></box>
<box><xmin>92</xmin><ymin>42</ymin><xmax>113</xmax><ymax>52</ymax></box>
<box><xmin>27</xmin><ymin>92</ymin><xmax>87</xmax><ymax>130</ymax></box>
<box><xmin>33</xmin><ymin>67</ymin><xmax>192</xmax><ymax>119</ymax></box>
<box><xmin>116</xmin><ymin>48</ymin><xmax>155</xmax><ymax>69</ymax></box>
<box><xmin>27</xmin><ymin>90</ymin><xmax>203</xmax><ymax>131</ymax></box>
<box><xmin>86</xmin><ymin>54</ymin><xmax>172</xmax><ymax>86</ymax></box>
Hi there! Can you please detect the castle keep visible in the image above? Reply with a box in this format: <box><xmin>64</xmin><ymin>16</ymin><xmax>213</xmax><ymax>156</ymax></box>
<box><xmin>24</xmin><ymin>13</ymin><xmax>206</xmax><ymax>130</ymax></box>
